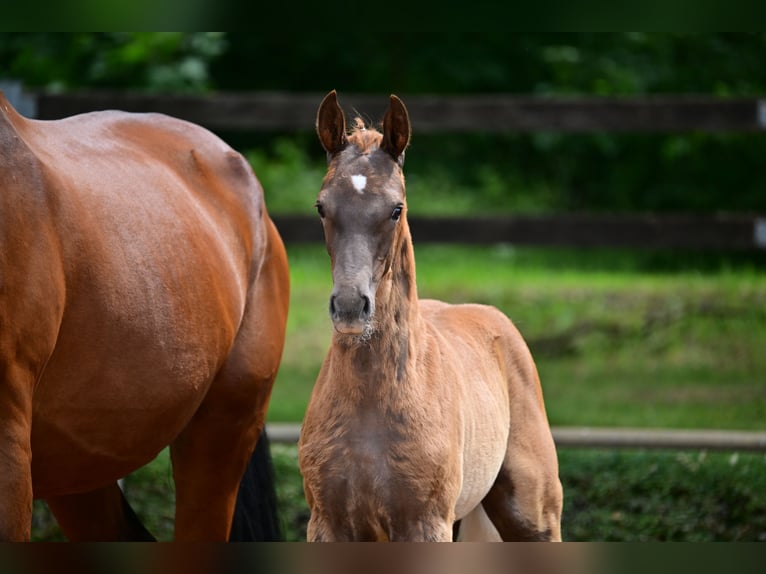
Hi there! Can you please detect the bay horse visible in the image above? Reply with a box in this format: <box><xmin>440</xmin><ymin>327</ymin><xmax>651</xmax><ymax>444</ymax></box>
<box><xmin>0</xmin><ymin>91</ymin><xmax>289</xmax><ymax>541</ymax></box>
<box><xmin>298</xmin><ymin>91</ymin><xmax>563</xmax><ymax>541</ymax></box>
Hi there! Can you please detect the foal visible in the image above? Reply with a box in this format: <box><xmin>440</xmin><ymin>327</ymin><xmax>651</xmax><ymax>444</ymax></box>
<box><xmin>298</xmin><ymin>91</ymin><xmax>562</xmax><ymax>542</ymax></box>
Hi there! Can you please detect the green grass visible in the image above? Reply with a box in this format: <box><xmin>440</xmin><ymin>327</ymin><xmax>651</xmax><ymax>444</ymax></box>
<box><xmin>39</xmin><ymin>444</ymin><xmax>763</xmax><ymax>542</ymax></box>
<box><xmin>560</xmin><ymin>449</ymin><xmax>766</xmax><ymax>542</ymax></box>
<box><xmin>32</xmin><ymin>244</ymin><xmax>766</xmax><ymax>541</ymax></box>
<box><xmin>268</xmin><ymin>244</ymin><xmax>766</xmax><ymax>429</ymax></box>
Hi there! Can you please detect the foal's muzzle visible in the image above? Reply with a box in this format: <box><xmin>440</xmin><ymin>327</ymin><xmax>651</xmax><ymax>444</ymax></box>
<box><xmin>329</xmin><ymin>287</ymin><xmax>372</xmax><ymax>335</ymax></box>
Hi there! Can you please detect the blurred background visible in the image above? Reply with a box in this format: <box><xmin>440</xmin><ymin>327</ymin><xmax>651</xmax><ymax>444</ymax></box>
<box><xmin>2</xmin><ymin>32</ymin><xmax>764</xmax><ymax>541</ymax></box>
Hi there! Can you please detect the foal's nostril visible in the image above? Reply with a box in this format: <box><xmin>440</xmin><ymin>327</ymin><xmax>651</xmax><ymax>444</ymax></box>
<box><xmin>329</xmin><ymin>295</ymin><xmax>337</xmax><ymax>316</ymax></box>
<box><xmin>361</xmin><ymin>295</ymin><xmax>371</xmax><ymax>316</ymax></box>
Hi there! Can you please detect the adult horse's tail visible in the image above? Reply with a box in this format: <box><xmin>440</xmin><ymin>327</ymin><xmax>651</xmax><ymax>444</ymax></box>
<box><xmin>229</xmin><ymin>430</ymin><xmax>283</xmax><ymax>541</ymax></box>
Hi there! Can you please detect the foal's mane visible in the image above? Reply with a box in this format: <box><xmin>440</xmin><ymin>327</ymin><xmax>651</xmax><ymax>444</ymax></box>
<box><xmin>347</xmin><ymin>117</ymin><xmax>383</xmax><ymax>154</ymax></box>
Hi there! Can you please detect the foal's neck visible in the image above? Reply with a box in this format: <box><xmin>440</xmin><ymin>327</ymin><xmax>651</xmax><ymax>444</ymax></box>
<box><xmin>335</xmin><ymin>224</ymin><xmax>419</xmax><ymax>390</ymax></box>
<box><xmin>377</xmin><ymin>225</ymin><xmax>419</xmax><ymax>339</ymax></box>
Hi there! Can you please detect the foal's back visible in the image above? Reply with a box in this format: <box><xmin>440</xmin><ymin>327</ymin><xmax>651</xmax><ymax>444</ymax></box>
<box><xmin>420</xmin><ymin>299</ymin><xmax>546</xmax><ymax>412</ymax></box>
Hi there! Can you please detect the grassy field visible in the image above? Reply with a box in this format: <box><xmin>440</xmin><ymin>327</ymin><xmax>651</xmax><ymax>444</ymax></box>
<box><xmin>269</xmin><ymin>243</ymin><xmax>766</xmax><ymax>429</ymax></box>
<box><xmin>32</xmin><ymin>243</ymin><xmax>766</xmax><ymax>541</ymax></box>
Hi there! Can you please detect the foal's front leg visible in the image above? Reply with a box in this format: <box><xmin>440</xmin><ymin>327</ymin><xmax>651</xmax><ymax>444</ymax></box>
<box><xmin>306</xmin><ymin>511</ymin><xmax>454</xmax><ymax>542</ymax></box>
<box><xmin>306</xmin><ymin>513</ymin><xmax>343</xmax><ymax>542</ymax></box>
<box><xmin>389</xmin><ymin>519</ymin><xmax>454</xmax><ymax>542</ymax></box>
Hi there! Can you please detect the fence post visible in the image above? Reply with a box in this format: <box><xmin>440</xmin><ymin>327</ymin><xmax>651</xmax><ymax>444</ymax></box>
<box><xmin>0</xmin><ymin>80</ymin><xmax>37</xmax><ymax>118</ymax></box>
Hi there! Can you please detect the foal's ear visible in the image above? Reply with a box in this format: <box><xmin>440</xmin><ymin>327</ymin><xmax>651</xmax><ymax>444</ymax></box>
<box><xmin>381</xmin><ymin>94</ymin><xmax>411</xmax><ymax>165</ymax></box>
<box><xmin>316</xmin><ymin>90</ymin><xmax>348</xmax><ymax>159</ymax></box>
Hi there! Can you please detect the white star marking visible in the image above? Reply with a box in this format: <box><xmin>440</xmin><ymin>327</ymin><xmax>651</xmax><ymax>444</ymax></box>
<box><xmin>351</xmin><ymin>174</ymin><xmax>367</xmax><ymax>194</ymax></box>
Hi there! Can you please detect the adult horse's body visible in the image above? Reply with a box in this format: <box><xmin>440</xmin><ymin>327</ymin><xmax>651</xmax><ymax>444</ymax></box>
<box><xmin>0</xmin><ymin>92</ymin><xmax>289</xmax><ymax>541</ymax></box>
<box><xmin>298</xmin><ymin>91</ymin><xmax>562</xmax><ymax>541</ymax></box>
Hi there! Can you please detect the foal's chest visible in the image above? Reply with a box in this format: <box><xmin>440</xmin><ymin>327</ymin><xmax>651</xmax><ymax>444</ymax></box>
<box><xmin>303</xmin><ymin>407</ymin><xmax>453</xmax><ymax>506</ymax></box>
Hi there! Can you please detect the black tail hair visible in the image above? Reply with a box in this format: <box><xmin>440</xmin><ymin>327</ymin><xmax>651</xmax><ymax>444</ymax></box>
<box><xmin>118</xmin><ymin>489</ymin><xmax>156</xmax><ymax>541</ymax></box>
<box><xmin>229</xmin><ymin>429</ymin><xmax>283</xmax><ymax>541</ymax></box>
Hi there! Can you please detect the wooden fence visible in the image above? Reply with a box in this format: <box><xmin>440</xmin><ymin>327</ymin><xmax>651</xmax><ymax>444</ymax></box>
<box><xmin>272</xmin><ymin>213</ymin><xmax>766</xmax><ymax>250</ymax></box>
<box><xmin>5</xmin><ymin>87</ymin><xmax>760</xmax><ymax>251</ymax></box>
<box><xmin>266</xmin><ymin>423</ymin><xmax>766</xmax><ymax>452</ymax></box>
<box><xmin>27</xmin><ymin>90</ymin><xmax>766</xmax><ymax>133</ymax></box>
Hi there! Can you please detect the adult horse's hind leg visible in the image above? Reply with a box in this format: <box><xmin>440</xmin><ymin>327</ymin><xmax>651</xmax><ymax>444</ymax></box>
<box><xmin>46</xmin><ymin>483</ymin><xmax>155</xmax><ymax>541</ymax></box>
<box><xmin>171</xmin><ymin>221</ymin><xmax>289</xmax><ymax>541</ymax></box>
<box><xmin>0</xmin><ymin>413</ymin><xmax>33</xmax><ymax>541</ymax></box>
<box><xmin>0</xmin><ymin>364</ymin><xmax>36</xmax><ymax>541</ymax></box>
<box><xmin>171</xmin><ymin>414</ymin><xmax>259</xmax><ymax>541</ymax></box>
<box><xmin>170</xmin><ymin>338</ymin><xmax>284</xmax><ymax>541</ymax></box>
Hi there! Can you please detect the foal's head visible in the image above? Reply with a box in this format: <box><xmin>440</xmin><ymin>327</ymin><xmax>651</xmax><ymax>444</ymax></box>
<box><xmin>315</xmin><ymin>90</ymin><xmax>412</xmax><ymax>339</ymax></box>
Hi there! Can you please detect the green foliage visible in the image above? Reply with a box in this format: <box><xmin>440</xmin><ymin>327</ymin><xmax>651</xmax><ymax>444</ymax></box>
<box><xmin>4</xmin><ymin>33</ymin><xmax>766</xmax><ymax>212</ymax></box>
<box><xmin>247</xmin><ymin>137</ymin><xmax>327</xmax><ymax>213</ymax></box>
<box><xmin>212</xmin><ymin>33</ymin><xmax>766</xmax><ymax>96</ymax></box>
<box><xmin>31</xmin><ymin>500</ymin><xmax>65</xmax><ymax>541</ymax></box>
<box><xmin>255</xmin><ymin>129</ymin><xmax>766</xmax><ymax>215</ymax></box>
<box><xmin>271</xmin><ymin>444</ymin><xmax>310</xmax><ymax>542</ymax></box>
<box><xmin>560</xmin><ymin>450</ymin><xmax>766</xmax><ymax>542</ymax></box>
<box><xmin>0</xmin><ymin>32</ymin><xmax>226</xmax><ymax>91</ymax></box>
<box><xmin>223</xmin><ymin>32</ymin><xmax>766</xmax><ymax>214</ymax></box>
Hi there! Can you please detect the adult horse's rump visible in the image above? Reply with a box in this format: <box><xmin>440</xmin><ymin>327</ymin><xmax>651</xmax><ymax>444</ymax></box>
<box><xmin>0</xmin><ymin>92</ymin><xmax>289</xmax><ymax>541</ymax></box>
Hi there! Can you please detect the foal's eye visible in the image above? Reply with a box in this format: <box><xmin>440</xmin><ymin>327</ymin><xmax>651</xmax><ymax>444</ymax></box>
<box><xmin>315</xmin><ymin>202</ymin><xmax>325</xmax><ymax>218</ymax></box>
<box><xmin>390</xmin><ymin>205</ymin><xmax>403</xmax><ymax>222</ymax></box>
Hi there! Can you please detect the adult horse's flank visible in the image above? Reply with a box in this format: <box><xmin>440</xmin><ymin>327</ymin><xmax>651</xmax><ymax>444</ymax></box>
<box><xmin>298</xmin><ymin>91</ymin><xmax>563</xmax><ymax>542</ymax></box>
<box><xmin>0</xmin><ymin>92</ymin><xmax>289</xmax><ymax>541</ymax></box>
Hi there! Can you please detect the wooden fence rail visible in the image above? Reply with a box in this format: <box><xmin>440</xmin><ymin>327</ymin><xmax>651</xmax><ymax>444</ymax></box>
<box><xmin>266</xmin><ymin>423</ymin><xmax>766</xmax><ymax>452</ymax></box>
<box><xmin>17</xmin><ymin>89</ymin><xmax>766</xmax><ymax>133</ymax></box>
<box><xmin>273</xmin><ymin>213</ymin><xmax>766</xmax><ymax>250</ymax></box>
<box><xmin>2</xmin><ymin>84</ymin><xmax>763</xmax><ymax>251</ymax></box>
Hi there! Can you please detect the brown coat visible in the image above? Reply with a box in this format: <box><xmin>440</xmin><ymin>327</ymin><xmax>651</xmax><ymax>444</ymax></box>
<box><xmin>299</xmin><ymin>91</ymin><xmax>562</xmax><ymax>541</ymax></box>
<box><xmin>0</xmin><ymin>93</ymin><xmax>289</xmax><ymax>540</ymax></box>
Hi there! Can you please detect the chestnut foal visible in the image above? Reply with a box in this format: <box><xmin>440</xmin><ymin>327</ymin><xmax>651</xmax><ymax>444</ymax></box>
<box><xmin>299</xmin><ymin>91</ymin><xmax>562</xmax><ymax>542</ymax></box>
